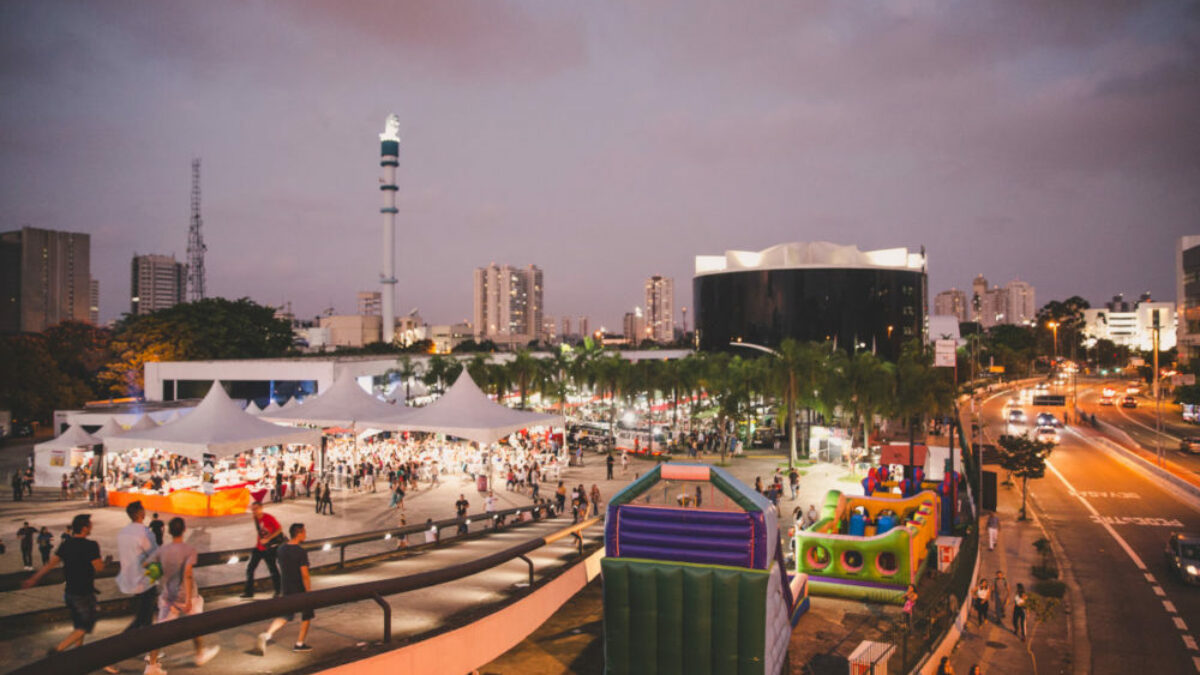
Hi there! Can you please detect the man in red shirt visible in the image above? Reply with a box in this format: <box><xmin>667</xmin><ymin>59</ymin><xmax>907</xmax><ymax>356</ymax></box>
<box><xmin>241</xmin><ymin>502</ymin><xmax>282</xmax><ymax>598</ymax></box>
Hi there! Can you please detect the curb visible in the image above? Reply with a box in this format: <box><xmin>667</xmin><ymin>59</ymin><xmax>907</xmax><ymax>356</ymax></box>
<box><xmin>1028</xmin><ymin>492</ymin><xmax>1091</xmax><ymax>675</ymax></box>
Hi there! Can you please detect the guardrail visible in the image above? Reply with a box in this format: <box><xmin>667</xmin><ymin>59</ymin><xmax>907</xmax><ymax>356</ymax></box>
<box><xmin>10</xmin><ymin>516</ymin><xmax>603</xmax><ymax>675</ymax></box>
<box><xmin>2</xmin><ymin>503</ymin><xmax>550</xmax><ymax>592</ymax></box>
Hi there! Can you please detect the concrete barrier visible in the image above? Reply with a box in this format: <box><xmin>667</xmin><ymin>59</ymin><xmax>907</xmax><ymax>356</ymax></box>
<box><xmin>318</xmin><ymin>548</ymin><xmax>606</xmax><ymax>675</ymax></box>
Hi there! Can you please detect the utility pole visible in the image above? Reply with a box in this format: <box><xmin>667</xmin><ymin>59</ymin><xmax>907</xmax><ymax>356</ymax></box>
<box><xmin>1153</xmin><ymin>309</ymin><xmax>1162</xmax><ymax>466</ymax></box>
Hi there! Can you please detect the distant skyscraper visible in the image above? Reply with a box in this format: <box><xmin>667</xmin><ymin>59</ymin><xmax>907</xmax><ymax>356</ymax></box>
<box><xmin>0</xmin><ymin>227</ymin><xmax>91</xmax><ymax>333</ymax></box>
<box><xmin>623</xmin><ymin>307</ymin><xmax>646</xmax><ymax>344</ymax></box>
<box><xmin>542</xmin><ymin>315</ymin><xmax>558</xmax><ymax>343</ymax></box>
<box><xmin>472</xmin><ymin>263</ymin><xmax>544</xmax><ymax>347</ymax></box>
<box><xmin>89</xmin><ymin>278</ymin><xmax>99</xmax><ymax>325</ymax></box>
<box><xmin>131</xmin><ymin>254</ymin><xmax>186</xmax><ymax>316</ymax></box>
<box><xmin>971</xmin><ymin>274</ymin><xmax>988</xmax><ymax>323</ymax></box>
<box><xmin>561</xmin><ymin>316</ymin><xmax>572</xmax><ymax>340</ymax></box>
<box><xmin>357</xmin><ymin>291</ymin><xmax>382</xmax><ymax>316</ymax></box>
<box><xmin>579</xmin><ymin>316</ymin><xmax>590</xmax><ymax>340</ymax></box>
<box><xmin>644</xmin><ymin>275</ymin><xmax>675</xmax><ymax>343</ymax></box>
<box><xmin>1180</xmin><ymin>236</ymin><xmax>1200</xmax><ymax>363</ymax></box>
<box><xmin>1004</xmin><ymin>280</ymin><xmax>1036</xmax><ymax>325</ymax></box>
<box><xmin>933</xmin><ymin>288</ymin><xmax>968</xmax><ymax>323</ymax></box>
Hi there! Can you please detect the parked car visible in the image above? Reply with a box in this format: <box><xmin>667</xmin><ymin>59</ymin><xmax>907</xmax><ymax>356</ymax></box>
<box><xmin>1034</xmin><ymin>426</ymin><xmax>1060</xmax><ymax>444</ymax></box>
<box><xmin>1122</xmin><ymin>396</ymin><xmax>1138</xmax><ymax>408</ymax></box>
<box><xmin>1181</xmin><ymin>438</ymin><xmax>1200</xmax><ymax>455</ymax></box>
<box><xmin>1165</xmin><ymin>533</ymin><xmax>1200</xmax><ymax>584</ymax></box>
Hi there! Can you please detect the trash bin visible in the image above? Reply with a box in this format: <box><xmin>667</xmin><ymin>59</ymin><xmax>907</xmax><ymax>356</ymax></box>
<box><xmin>477</xmin><ymin>474</ymin><xmax>488</xmax><ymax>492</ymax></box>
<box><xmin>936</xmin><ymin>536</ymin><xmax>962</xmax><ymax>573</ymax></box>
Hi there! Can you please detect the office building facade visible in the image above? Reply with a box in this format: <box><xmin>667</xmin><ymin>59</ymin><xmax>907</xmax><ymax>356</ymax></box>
<box><xmin>0</xmin><ymin>227</ymin><xmax>91</xmax><ymax>333</ymax></box>
<box><xmin>131</xmin><ymin>254</ymin><xmax>186</xmax><ymax>316</ymax></box>
<box><xmin>933</xmin><ymin>288</ymin><xmax>968</xmax><ymax>323</ymax></box>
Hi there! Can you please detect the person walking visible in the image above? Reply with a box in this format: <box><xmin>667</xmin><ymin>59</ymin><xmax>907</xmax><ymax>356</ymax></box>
<box><xmin>17</xmin><ymin>521</ymin><xmax>37</xmax><ymax>570</ymax></box>
<box><xmin>320</xmin><ymin>483</ymin><xmax>335</xmax><ymax>516</ymax></box>
<box><xmin>314</xmin><ymin>482</ymin><xmax>323</xmax><ymax>514</ymax></box>
<box><xmin>902</xmin><ymin>584</ymin><xmax>918</xmax><ymax>626</ymax></box>
<box><xmin>257</xmin><ymin>523</ymin><xmax>314</xmax><ymax>654</ymax></box>
<box><xmin>22</xmin><ymin>514</ymin><xmax>106</xmax><ymax>654</ymax></box>
<box><xmin>590</xmin><ymin>484</ymin><xmax>602</xmax><ymax>517</ymax></box>
<box><xmin>788</xmin><ymin>467</ymin><xmax>800</xmax><ymax>500</ymax></box>
<box><xmin>605</xmin><ymin>453</ymin><xmax>614</xmax><ymax>480</ymax></box>
<box><xmin>986</xmin><ymin>512</ymin><xmax>1000</xmax><ymax>551</ymax></box>
<box><xmin>37</xmin><ymin>526</ymin><xmax>54</xmax><ymax>565</ymax></box>
<box><xmin>146</xmin><ymin>517</ymin><xmax>220</xmax><ymax>666</ymax></box>
<box><xmin>455</xmin><ymin>494</ymin><xmax>470</xmax><ymax>536</ymax></box>
<box><xmin>11</xmin><ymin>471</ymin><xmax>23</xmax><ymax>501</ymax></box>
<box><xmin>973</xmin><ymin>578</ymin><xmax>991</xmax><ymax>627</ymax></box>
<box><xmin>620</xmin><ymin>451</ymin><xmax>629</xmax><ymax>475</ymax></box>
<box><xmin>242</xmin><ymin>502</ymin><xmax>282</xmax><ymax>599</ymax></box>
<box><xmin>1012</xmin><ymin>583</ymin><xmax>1028</xmax><ymax>640</ymax></box>
<box><xmin>114</xmin><ymin>500</ymin><xmax>162</xmax><ymax>674</ymax></box>
<box><xmin>992</xmin><ymin>570</ymin><xmax>1010</xmax><ymax>621</ymax></box>
<box><xmin>149</xmin><ymin>513</ymin><xmax>165</xmax><ymax>546</ymax></box>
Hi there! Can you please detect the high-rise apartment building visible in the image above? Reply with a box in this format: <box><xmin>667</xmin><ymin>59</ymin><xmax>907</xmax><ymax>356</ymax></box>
<box><xmin>131</xmin><ymin>254</ymin><xmax>186</xmax><ymax>316</ymax></box>
<box><xmin>644</xmin><ymin>275</ymin><xmax>675</xmax><ymax>343</ymax></box>
<box><xmin>0</xmin><ymin>227</ymin><xmax>91</xmax><ymax>333</ymax></box>
<box><xmin>472</xmin><ymin>263</ymin><xmax>544</xmax><ymax>348</ymax></box>
<box><xmin>357</xmin><ymin>291</ymin><xmax>382</xmax><ymax>316</ymax></box>
<box><xmin>579</xmin><ymin>316</ymin><xmax>590</xmax><ymax>340</ymax></box>
<box><xmin>542</xmin><ymin>316</ymin><xmax>558</xmax><ymax>344</ymax></box>
<box><xmin>561</xmin><ymin>316</ymin><xmax>572</xmax><ymax>340</ymax></box>
<box><xmin>89</xmin><ymin>278</ymin><xmax>100</xmax><ymax>325</ymax></box>
<box><xmin>971</xmin><ymin>275</ymin><xmax>988</xmax><ymax>323</ymax></box>
<box><xmin>1004</xmin><ymin>280</ymin><xmax>1036</xmax><ymax>325</ymax></box>
<box><xmin>623</xmin><ymin>307</ymin><xmax>646</xmax><ymax>345</ymax></box>
<box><xmin>933</xmin><ymin>288</ymin><xmax>968</xmax><ymax>323</ymax></box>
<box><xmin>1179</xmin><ymin>236</ymin><xmax>1200</xmax><ymax>363</ymax></box>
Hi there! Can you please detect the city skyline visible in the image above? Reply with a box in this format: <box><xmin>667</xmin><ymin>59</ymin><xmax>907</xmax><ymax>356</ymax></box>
<box><xmin>1</xmin><ymin>2</ymin><xmax>1194</xmax><ymax>329</ymax></box>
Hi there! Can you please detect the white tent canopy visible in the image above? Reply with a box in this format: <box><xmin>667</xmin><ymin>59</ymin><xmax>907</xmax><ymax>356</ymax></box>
<box><xmin>255</xmin><ymin>399</ymin><xmax>282</xmax><ymax>416</ymax></box>
<box><xmin>244</xmin><ymin>400</ymin><xmax>263</xmax><ymax>415</ymax></box>
<box><xmin>261</xmin><ymin>372</ymin><xmax>409</xmax><ymax>430</ymax></box>
<box><xmin>280</xmin><ymin>396</ymin><xmax>303</xmax><ymax>410</ymax></box>
<box><xmin>34</xmin><ymin>424</ymin><xmax>100</xmax><ymax>485</ymax></box>
<box><xmin>104</xmin><ymin>381</ymin><xmax>321</xmax><ymax>460</ymax></box>
<box><xmin>126</xmin><ymin>414</ymin><xmax>159</xmax><ymax>432</ymax></box>
<box><xmin>91</xmin><ymin>417</ymin><xmax>127</xmax><ymax>439</ymax></box>
<box><xmin>360</xmin><ymin>371</ymin><xmax>562</xmax><ymax>445</ymax></box>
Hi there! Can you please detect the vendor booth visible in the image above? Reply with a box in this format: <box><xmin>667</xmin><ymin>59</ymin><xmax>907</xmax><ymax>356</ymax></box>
<box><xmin>34</xmin><ymin>424</ymin><xmax>100</xmax><ymax>487</ymax></box>
<box><xmin>103</xmin><ymin>381</ymin><xmax>321</xmax><ymax>516</ymax></box>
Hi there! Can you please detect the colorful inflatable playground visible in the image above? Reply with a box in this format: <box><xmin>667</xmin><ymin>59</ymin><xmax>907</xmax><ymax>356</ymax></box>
<box><xmin>602</xmin><ymin>463</ymin><xmax>809</xmax><ymax>675</ymax></box>
<box><xmin>792</xmin><ymin>489</ymin><xmax>940</xmax><ymax>604</ymax></box>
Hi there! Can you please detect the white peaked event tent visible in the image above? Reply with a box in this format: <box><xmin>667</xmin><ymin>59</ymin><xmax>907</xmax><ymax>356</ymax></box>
<box><xmin>361</xmin><ymin>371</ymin><xmax>562</xmax><ymax>445</ymax></box>
<box><xmin>126</xmin><ymin>414</ymin><xmax>159</xmax><ymax>432</ymax></box>
<box><xmin>244</xmin><ymin>400</ymin><xmax>263</xmax><ymax>415</ymax></box>
<box><xmin>280</xmin><ymin>396</ymin><xmax>303</xmax><ymax>411</ymax></box>
<box><xmin>256</xmin><ymin>399</ymin><xmax>283</xmax><ymax>416</ymax></box>
<box><xmin>104</xmin><ymin>381</ymin><xmax>321</xmax><ymax>460</ymax></box>
<box><xmin>91</xmin><ymin>418</ymin><xmax>127</xmax><ymax>440</ymax></box>
<box><xmin>34</xmin><ymin>424</ymin><xmax>101</xmax><ymax>485</ymax></box>
<box><xmin>261</xmin><ymin>372</ymin><xmax>409</xmax><ymax>430</ymax></box>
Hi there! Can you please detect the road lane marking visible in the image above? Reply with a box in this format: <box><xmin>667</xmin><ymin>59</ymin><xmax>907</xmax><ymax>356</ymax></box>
<box><xmin>1077</xmin><ymin>490</ymin><xmax>1142</xmax><ymax>499</ymax></box>
<box><xmin>1088</xmin><ymin>515</ymin><xmax>1184</xmax><ymax>527</ymax></box>
<box><xmin>1147</xmin><ymin>573</ymin><xmax>1157</xmax><ymax>583</ymax></box>
<box><xmin>1177</xmin><ymin>617</ymin><xmax>1189</xmax><ymax>631</ymax></box>
<box><xmin>1154</xmin><ymin>586</ymin><xmax>1166</xmax><ymax>597</ymax></box>
<box><xmin>1047</xmin><ymin>460</ymin><xmax>1147</xmax><ymax>570</ymax></box>
<box><xmin>1186</xmin><ymin>635</ymin><xmax>1198</xmax><ymax>651</ymax></box>
<box><xmin>1167</xmin><ymin>601</ymin><xmax>1179</xmax><ymax>613</ymax></box>
<box><xmin>1193</xmin><ymin>656</ymin><xmax>1200</xmax><ymax>673</ymax></box>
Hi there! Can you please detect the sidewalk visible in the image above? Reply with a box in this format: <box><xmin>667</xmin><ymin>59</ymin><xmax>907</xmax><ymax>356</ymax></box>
<box><xmin>949</xmin><ymin>463</ymin><xmax>1072</xmax><ymax>675</ymax></box>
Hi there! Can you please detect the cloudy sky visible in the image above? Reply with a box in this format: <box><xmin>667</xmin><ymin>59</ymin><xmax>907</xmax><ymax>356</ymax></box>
<box><xmin>2</xmin><ymin>1</ymin><xmax>1197</xmax><ymax>328</ymax></box>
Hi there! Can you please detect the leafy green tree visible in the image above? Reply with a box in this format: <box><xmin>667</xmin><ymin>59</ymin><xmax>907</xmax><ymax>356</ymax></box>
<box><xmin>391</xmin><ymin>355</ymin><xmax>424</xmax><ymax>402</ymax></box>
<box><xmin>1036</xmin><ymin>296</ymin><xmax>1090</xmax><ymax>358</ymax></box>
<box><xmin>99</xmin><ymin>298</ymin><xmax>292</xmax><ymax>397</ymax></box>
<box><xmin>893</xmin><ymin>341</ymin><xmax>955</xmax><ymax>466</ymax></box>
<box><xmin>0</xmin><ymin>333</ymin><xmax>93</xmax><ymax>422</ymax></box>
<box><xmin>43</xmin><ymin>320</ymin><xmax>113</xmax><ymax>398</ymax></box>
<box><xmin>997</xmin><ymin>433</ymin><xmax>1055</xmax><ymax>520</ymax></box>
<box><xmin>422</xmin><ymin>354</ymin><xmax>453</xmax><ymax>395</ymax></box>
<box><xmin>506</xmin><ymin>350</ymin><xmax>542</xmax><ymax>409</ymax></box>
<box><xmin>830</xmin><ymin>349</ymin><xmax>895</xmax><ymax>451</ymax></box>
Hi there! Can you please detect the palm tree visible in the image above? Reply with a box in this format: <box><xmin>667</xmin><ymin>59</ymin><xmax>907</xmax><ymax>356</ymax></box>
<box><xmin>465</xmin><ymin>353</ymin><xmax>490</xmax><ymax>388</ymax></box>
<box><xmin>393</xmin><ymin>354</ymin><xmax>423</xmax><ymax>403</ymax></box>
<box><xmin>764</xmin><ymin>339</ymin><xmax>830</xmax><ymax>467</ymax></box>
<box><xmin>591</xmin><ymin>354</ymin><xmax>631</xmax><ymax>438</ymax></box>
<box><xmin>506</xmin><ymin>349</ymin><xmax>542</xmax><ymax>409</ymax></box>
<box><xmin>422</xmin><ymin>354</ymin><xmax>453</xmax><ymax>395</ymax></box>
<box><xmin>830</xmin><ymin>349</ymin><xmax>895</xmax><ymax>455</ymax></box>
<box><xmin>893</xmin><ymin>340</ymin><xmax>955</xmax><ymax>471</ymax></box>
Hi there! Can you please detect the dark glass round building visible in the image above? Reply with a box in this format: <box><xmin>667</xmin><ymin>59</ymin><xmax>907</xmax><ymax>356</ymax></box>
<box><xmin>693</xmin><ymin>242</ymin><xmax>926</xmax><ymax>361</ymax></box>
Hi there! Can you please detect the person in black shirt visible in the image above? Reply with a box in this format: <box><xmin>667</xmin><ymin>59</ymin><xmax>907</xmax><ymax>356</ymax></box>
<box><xmin>455</xmin><ymin>495</ymin><xmax>470</xmax><ymax>536</ymax></box>
<box><xmin>257</xmin><ymin>523</ymin><xmax>313</xmax><ymax>654</ymax></box>
<box><xmin>23</xmin><ymin>514</ymin><xmax>106</xmax><ymax>653</ymax></box>
<box><xmin>606</xmin><ymin>453</ymin><xmax>614</xmax><ymax>480</ymax></box>
<box><xmin>17</xmin><ymin>521</ymin><xmax>37</xmax><ymax>570</ymax></box>
<box><xmin>148</xmin><ymin>513</ymin><xmax>165</xmax><ymax>546</ymax></box>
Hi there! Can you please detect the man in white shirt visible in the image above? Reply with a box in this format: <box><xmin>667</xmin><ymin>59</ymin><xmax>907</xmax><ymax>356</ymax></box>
<box><xmin>114</xmin><ymin>500</ymin><xmax>161</xmax><ymax>675</ymax></box>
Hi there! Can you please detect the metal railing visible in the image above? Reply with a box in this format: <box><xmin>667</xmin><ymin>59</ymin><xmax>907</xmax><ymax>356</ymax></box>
<box><xmin>1</xmin><ymin>504</ymin><xmax>550</xmax><ymax>592</ymax></box>
<box><xmin>10</xmin><ymin>516</ymin><xmax>603</xmax><ymax>675</ymax></box>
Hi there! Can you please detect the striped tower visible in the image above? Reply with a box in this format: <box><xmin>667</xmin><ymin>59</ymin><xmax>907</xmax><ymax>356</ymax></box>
<box><xmin>379</xmin><ymin>114</ymin><xmax>401</xmax><ymax>344</ymax></box>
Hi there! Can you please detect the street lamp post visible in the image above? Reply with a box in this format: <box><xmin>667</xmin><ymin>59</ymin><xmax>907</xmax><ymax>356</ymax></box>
<box><xmin>1047</xmin><ymin>321</ymin><xmax>1059</xmax><ymax>360</ymax></box>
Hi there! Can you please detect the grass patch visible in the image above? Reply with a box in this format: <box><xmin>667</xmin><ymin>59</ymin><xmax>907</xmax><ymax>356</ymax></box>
<box><xmin>837</xmin><ymin>475</ymin><xmax>863</xmax><ymax>484</ymax></box>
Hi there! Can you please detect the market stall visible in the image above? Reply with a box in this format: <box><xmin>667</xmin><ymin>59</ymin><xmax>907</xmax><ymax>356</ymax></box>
<box><xmin>103</xmin><ymin>381</ymin><xmax>321</xmax><ymax>516</ymax></box>
<box><xmin>33</xmin><ymin>424</ymin><xmax>100</xmax><ymax>487</ymax></box>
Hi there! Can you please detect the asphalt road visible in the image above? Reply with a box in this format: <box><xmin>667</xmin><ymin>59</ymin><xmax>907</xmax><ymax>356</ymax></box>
<box><xmin>984</xmin><ymin>387</ymin><xmax>1200</xmax><ymax>674</ymax></box>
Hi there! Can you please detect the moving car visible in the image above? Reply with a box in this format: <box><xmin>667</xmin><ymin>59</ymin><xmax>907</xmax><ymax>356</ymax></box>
<box><xmin>1122</xmin><ymin>395</ymin><xmax>1138</xmax><ymax>408</ymax></box>
<box><xmin>1165</xmin><ymin>533</ymin><xmax>1200</xmax><ymax>585</ymax></box>
<box><xmin>1181</xmin><ymin>437</ymin><xmax>1200</xmax><ymax>455</ymax></box>
<box><xmin>1099</xmin><ymin>395</ymin><xmax>1114</xmax><ymax>406</ymax></box>
<box><xmin>1034</xmin><ymin>426</ymin><xmax>1059</xmax><ymax>444</ymax></box>
<box><xmin>1126</xmin><ymin>383</ymin><xmax>1141</xmax><ymax>396</ymax></box>
<box><xmin>1035</xmin><ymin>412</ymin><xmax>1062</xmax><ymax>428</ymax></box>
<box><xmin>1101</xmin><ymin>386</ymin><xmax>1116</xmax><ymax>398</ymax></box>
<box><xmin>1007</xmin><ymin>409</ymin><xmax>1027</xmax><ymax>425</ymax></box>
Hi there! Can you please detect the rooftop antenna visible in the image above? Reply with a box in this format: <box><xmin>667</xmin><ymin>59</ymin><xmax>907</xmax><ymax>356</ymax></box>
<box><xmin>186</xmin><ymin>158</ymin><xmax>206</xmax><ymax>301</ymax></box>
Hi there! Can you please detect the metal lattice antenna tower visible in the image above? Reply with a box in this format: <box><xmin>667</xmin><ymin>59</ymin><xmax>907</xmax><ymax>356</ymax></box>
<box><xmin>186</xmin><ymin>158</ymin><xmax>206</xmax><ymax>301</ymax></box>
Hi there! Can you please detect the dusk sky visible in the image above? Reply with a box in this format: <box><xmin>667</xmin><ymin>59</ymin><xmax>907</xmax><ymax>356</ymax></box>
<box><xmin>2</xmin><ymin>1</ymin><xmax>1197</xmax><ymax>329</ymax></box>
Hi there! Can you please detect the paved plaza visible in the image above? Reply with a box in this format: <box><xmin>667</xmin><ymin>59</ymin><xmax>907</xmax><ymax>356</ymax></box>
<box><xmin>0</xmin><ymin>441</ymin><xmax>877</xmax><ymax>673</ymax></box>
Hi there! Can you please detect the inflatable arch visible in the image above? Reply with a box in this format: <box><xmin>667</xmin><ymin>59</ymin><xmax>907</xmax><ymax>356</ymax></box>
<box><xmin>603</xmin><ymin>463</ymin><xmax>808</xmax><ymax>675</ymax></box>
